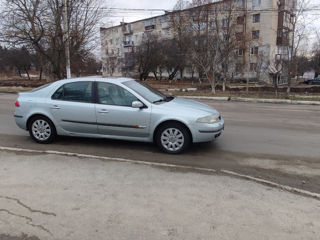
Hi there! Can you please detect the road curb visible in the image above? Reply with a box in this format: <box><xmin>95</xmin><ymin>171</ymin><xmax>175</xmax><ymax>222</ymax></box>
<box><xmin>0</xmin><ymin>146</ymin><xmax>319</xmax><ymax>201</ymax></box>
<box><xmin>181</xmin><ymin>96</ymin><xmax>320</xmax><ymax>105</ymax></box>
<box><xmin>221</xmin><ymin>170</ymin><xmax>320</xmax><ymax>201</ymax></box>
<box><xmin>0</xmin><ymin>146</ymin><xmax>216</xmax><ymax>174</ymax></box>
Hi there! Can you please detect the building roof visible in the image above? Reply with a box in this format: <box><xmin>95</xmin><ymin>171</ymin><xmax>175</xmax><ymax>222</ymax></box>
<box><xmin>100</xmin><ymin>0</ymin><xmax>225</xmax><ymax>31</ymax></box>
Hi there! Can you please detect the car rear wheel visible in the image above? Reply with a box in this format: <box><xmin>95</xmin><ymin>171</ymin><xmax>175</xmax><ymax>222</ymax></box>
<box><xmin>29</xmin><ymin>116</ymin><xmax>56</xmax><ymax>144</ymax></box>
<box><xmin>156</xmin><ymin>123</ymin><xmax>191</xmax><ymax>154</ymax></box>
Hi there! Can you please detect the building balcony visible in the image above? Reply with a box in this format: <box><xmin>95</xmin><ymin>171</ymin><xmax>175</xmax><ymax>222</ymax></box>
<box><xmin>145</xmin><ymin>25</ymin><xmax>155</xmax><ymax>31</ymax></box>
<box><xmin>123</xmin><ymin>30</ymin><xmax>133</xmax><ymax>35</ymax></box>
<box><xmin>277</xmin><ymin>36</ymin><xmax>289</xmax><ymax>46</ymax></box>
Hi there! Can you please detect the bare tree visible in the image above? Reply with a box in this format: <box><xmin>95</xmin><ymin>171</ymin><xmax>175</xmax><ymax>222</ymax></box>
<box><xmin>189</xmin><ymin>0</ymin><xmax>241</xmax><ymax>94</ymax></box>
<box><xmin>173</xmin><ymin>0</ymin><xmax>191</xmax><ymax>10</ymax></box>
<box><xmin>168</xmin><ymin>7</ymin><xmax>193</xmax><ymax>80</ymax></box>
<box><xmin>285</xmin><ymin>0</ymin><xmax>311</xmax><ymax>93</ymax></box>
<box><xmin>134</xmin><ymin>34</ymin><xmax>162</xmax><ymax>81</ymax></box>
<box><xmin>311</xmin><ymin>31</ymin><xmax>320</xmax><ymax>77</ymax></box>
<box><xmin>0</xmin><ymin>0</ymin><xmax>102</xmax><ymax>80</ymax></box>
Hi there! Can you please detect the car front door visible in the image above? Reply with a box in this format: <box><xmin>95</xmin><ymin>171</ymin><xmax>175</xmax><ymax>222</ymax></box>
<box><xmin>95</xmin><ymin>82</ymin><xmax>151</xmax><ymax>138</ymax></box>
<box><xmin>48</xmin><ymin>81</ymin><xmax>97</xmax><ymax>134</ymax></box>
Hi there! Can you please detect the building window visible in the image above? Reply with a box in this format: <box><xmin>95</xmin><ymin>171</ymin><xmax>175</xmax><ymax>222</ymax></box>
<box><xmin>222</xmin><ymin>18</ymin><xmax>229</xmax><ymax>27</ymax></box>
<box><xmin>237</xmin><ymin>48</ymin><xmax>244</xmax><ymax>56</ymax></box>
<box><xmin>144</xmin><ymin>18</ymin><xmax>155</xmax><ymax>27</ymax></box>
<box><xmin>252</xmin><ymin>0</ymin><xmax>261</xmax><ymax>7</ymax></box>
<box><xmin>159</xmin><ymin>15</ymin><xmax>168</xmax><ymax>24</ymax></box>
<box><xmin>236</xmin><ymin>63</ymin><xmax>243</xmax><ymax>72</ymax></box>
<box><xmin>252</xmin><ymin>30</ymin><xmax>260</xmax><ymax>39</ymax></box>
<box><xmin>237</xmin><ymin>16</ymin><xmax>245</xmax><ymax>24</ymax></box>
<box><xmin>251</xmin><ymin>46</ymin><xmax>259</xmax><ymax>55</ymax></box>
<box><xmin>186</xmin><ymin>66</ymin><xmax>193</xmax><ymax>74</ymax></box>
<box><xmin>210</xmin><ymin>22</ymin><xmax>217</xmax><ymax>30</ymax></box>
<box><xmin>236</xmin><ymin>0</ymin><xmax>243</xmax><ymax>7</ymax></box>
<box><xmin>250</xmin><ymin>63</ymin><xmax>257</xmax><ymax>71</ymax></box>
<box><xmin>236</xmin><ymin>32</ymin><xmax>244</xmax><ymax>41</ymax></box>
<box><xmin>253</xmin><ymin>14</ymin><xmax>260</xmax><ymax>23</ymax></box>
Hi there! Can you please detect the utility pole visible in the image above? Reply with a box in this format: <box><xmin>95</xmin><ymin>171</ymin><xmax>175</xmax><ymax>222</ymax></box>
<box><xmin>245</xmin><ymin>0</ymin><xmax>250</xmax><ymax>95</ymax></box>
<box><xmin>63</xmin><ymin>0</ymin><xmax>71</xmax><ymax>79</ymax></box>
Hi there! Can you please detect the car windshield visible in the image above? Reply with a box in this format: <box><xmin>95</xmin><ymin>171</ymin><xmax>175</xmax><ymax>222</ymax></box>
<box><xmin>123</xmin><ymin>80</ymin><xmax>172</xmax><ymax>103</ymax></box>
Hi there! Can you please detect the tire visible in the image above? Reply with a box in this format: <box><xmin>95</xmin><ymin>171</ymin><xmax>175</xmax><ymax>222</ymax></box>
<box><xmin>28</xmin><ymin>116</ymin><xmax>56</xmax><ymax>144</ymax></box>
<box><xmin>156</xmin><ymin>122</ymin><xmax>191</xmax><ymax>154</ymax></box>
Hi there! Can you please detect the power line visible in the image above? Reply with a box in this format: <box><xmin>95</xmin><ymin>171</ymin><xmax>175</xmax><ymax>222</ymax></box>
<box><xmin>97</xmin><ymin>7</ymin><xmax>320</xmax><ymax>13</ymax></box>
<box><xmin>107</xmin><ymin>7</ymin><xmax>167</xmax><ymax>12</ymax></box>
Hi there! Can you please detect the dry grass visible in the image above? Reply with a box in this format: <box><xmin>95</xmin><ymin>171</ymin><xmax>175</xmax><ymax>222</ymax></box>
<box><xmin>0</xmin><ymin>86</ymin><xmax>32</xmax><ymax>93</ymax></box>
<box><xmin>171</xmin><ymin>91</ymin><xmax>320</xmax><ymax>102</ymax></box>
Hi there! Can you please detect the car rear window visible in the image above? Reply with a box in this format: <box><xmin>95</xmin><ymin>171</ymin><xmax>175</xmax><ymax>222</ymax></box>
<box><xmin>29</xmin><ymin>83</ymin><xmax>52</xmax><ymax>92</ymax></box>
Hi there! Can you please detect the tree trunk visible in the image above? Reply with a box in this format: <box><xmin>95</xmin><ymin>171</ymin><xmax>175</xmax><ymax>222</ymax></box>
<box><xmin>211</xmin><ymin>84</ymin><xmax>216</xmax><ymax>94</ymax></box>
<box><xmin>274</xmin><ymin>75</ymin><xmax>279</xmax><ymax>97</ymax></box>
<box><xmin>17</xmin><ymin>69</ymin><xmax>22</xmax><ymax>78</ymax></box>
<box><xmin>153</xmin><ymin>71</ymin><xmax>158</xmax><ymax>80</ymax></box>
<box><xmin>209</xmin><ymin>75</ymin><xmax>216</xmax><ymax>95</ymax></box>
<box><xmin>24</xmin><ymin>67</ymin><xmax>31</xmax><ymax>80</ymax></box>
<box><xmin>222</xmin><ymin>79</ymin><xmax>226</xmax><ymax>92</ymax></box>
<box><xmin>286</xmin><ymin>77</ymin><xmax>291</xmax><ymax>95</ymax></box>
<box><xmin>39</xmin><ymin>67</ymin><xmax>43</xmax><ymax>81</ymax></box>
<box><xmin>168</xmin><ymin>66</ymin><xmax>179</xmax><ymax>80</ymax></box>
<box><xmin>246</xmin><ymin>77</ymin><xmax>249</xmax><ymax>94</ymax></box>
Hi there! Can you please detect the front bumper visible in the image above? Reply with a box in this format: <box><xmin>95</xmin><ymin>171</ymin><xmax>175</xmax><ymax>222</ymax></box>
<box><xmin>192</xmin><ymin>118</ymin><xmax>225</xmax><ymax>143</ymax></box>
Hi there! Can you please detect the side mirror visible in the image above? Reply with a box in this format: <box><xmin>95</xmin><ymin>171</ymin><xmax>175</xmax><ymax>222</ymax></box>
<box><xmin>132</xmin><ymin>101</ymin><xmax>144</xmax><ymax>109</ymax></box>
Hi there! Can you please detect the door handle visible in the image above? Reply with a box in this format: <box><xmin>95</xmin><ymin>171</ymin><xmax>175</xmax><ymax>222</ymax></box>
<box><xmin>98</xmin><ymin>109</ymin><xmax>109</xmax><ymax>113</ymax></box>
<box><xmin>51</xmin><ymin>105</ymin><xmax>60</xmax><ymax>109</ymax></box>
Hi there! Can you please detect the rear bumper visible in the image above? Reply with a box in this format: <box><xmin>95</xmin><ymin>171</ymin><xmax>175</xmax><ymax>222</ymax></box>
<box><xmin>14</xmin><ymin>115</ymin><xmax>27</xmax><ymax>130</ymax></box>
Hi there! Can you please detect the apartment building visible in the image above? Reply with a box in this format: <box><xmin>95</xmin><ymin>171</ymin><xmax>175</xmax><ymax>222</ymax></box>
<box><xmin>100</xmin><ymin>0</ymin><xmax>297</xmax><ymax>83</ymax></box>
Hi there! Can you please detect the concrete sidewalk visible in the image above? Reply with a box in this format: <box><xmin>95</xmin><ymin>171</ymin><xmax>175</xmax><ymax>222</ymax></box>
<box><xmin>0</xmin><ymin>151</ymin><xmax>319</xmax><ymax>240</ymax></box>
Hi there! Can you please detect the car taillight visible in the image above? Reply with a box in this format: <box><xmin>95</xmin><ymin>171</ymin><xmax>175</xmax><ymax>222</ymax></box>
<box><xmin>15</xmin><ymin>100</ymin><xmax>20</xmax><ymax>107</ymax></box>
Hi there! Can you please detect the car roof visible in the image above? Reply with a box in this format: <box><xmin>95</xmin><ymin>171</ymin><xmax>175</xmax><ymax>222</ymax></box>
<box><xmin>56</xmin><ymin>76</ymin><xmax>135</xmax><ymax>85</ymax></box>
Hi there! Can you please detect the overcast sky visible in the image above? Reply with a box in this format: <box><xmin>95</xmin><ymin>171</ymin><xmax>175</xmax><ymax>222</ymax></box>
<box><xmin>103</xmin><ymin>0</ymin><xmax>175</xmax><ymax>26</ymax></box>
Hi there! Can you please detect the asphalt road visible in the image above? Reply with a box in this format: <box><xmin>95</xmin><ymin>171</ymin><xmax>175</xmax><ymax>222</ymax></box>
<box><xmin>0</xmin><ymin>93</ymin><xmax>319</xmax><ymax>193</ymax></box>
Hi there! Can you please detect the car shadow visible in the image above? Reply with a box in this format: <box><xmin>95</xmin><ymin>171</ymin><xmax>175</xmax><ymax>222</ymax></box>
<box><xmin>54</xmin><ymin>135</ymin><xmax>218</xmax><ymax>156</ymax></box>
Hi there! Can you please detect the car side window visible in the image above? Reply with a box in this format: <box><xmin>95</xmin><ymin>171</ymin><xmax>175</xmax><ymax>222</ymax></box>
<box><xmin>97</xmin><ymin>82</ymin><xmax>138</xmax><ymax>107</ymax></box>
<box><xmin>52</xmin><ymin>82</ymin><xmax>93</xmax><ymax>103</ymax></box>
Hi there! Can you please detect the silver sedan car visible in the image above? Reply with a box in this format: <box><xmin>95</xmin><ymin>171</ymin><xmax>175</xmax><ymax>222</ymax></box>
<box><xmin>14</xmin><ymin>77</ymin><xmax>224</xmax><ymax>154</ymax></box>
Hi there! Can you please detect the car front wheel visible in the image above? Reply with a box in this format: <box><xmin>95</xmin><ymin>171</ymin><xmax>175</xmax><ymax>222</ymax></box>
<box><xmin>156</xmin><ymin>123</ymin><xmax>191</xmax><ymax>154</ymax></box>
<box><xmin>29</xmin><ymin>116</ymin><xmax>56</xmax><ymax>144</ymax></box>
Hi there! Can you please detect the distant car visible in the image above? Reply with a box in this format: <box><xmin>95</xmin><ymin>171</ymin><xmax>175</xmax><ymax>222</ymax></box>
<box><xmin>304</xmin><ymin>77</ymin><xmax>320</xmax><ymax>85</ymax></box>
<box><xmin>14</xmin><ymin>77</ymin><xmax>224</xmax><ymax>154</ymax></box>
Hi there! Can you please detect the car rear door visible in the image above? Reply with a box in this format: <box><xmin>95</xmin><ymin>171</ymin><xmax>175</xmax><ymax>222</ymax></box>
<box><xmin>48</xmin><ymin>81</ymin><xmax>98</xmax><ymax>134</ymax></box>
<box><xmin>95</xmin><ymin>81</ymin><xmax>151</xmax><ymax>138</ymax></box>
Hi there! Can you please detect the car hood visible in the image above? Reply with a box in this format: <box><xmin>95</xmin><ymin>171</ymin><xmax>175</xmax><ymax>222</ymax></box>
<box><xmin>156</xmin><ymin>97</ymin><xmax>219</xmax><ymax>116</ymax></box>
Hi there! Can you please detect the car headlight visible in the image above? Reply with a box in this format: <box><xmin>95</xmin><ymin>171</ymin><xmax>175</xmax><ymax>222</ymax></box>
<box><xmin>196</xmin><ymin>114</ymin><xmax>221</xmax><ymax>124</ymax></box>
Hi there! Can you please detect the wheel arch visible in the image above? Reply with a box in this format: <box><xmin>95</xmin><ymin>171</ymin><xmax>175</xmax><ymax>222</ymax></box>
<box><xmin>26</xmin><ymin>113</ymin><xmax>56</xmax><ymax>132</ymax></box>
<box><xmin>152</xmin><ymin>120</ymin><xmax>193</xmax><ymax>143</ymax></box>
